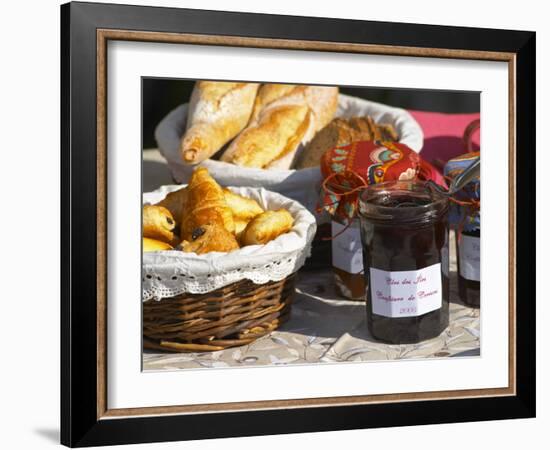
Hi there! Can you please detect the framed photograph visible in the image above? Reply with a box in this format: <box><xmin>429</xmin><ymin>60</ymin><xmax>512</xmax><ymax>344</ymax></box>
<box><xmin>61</xmin><ymin>1</ymin><xmax>536</xmax><ymax>447</ymax></box>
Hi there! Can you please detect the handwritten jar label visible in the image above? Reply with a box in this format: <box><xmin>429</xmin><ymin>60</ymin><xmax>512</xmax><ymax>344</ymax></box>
<box><xmin>370</xmin><ymin>263</ymin><xmax>442</xmax><ymax>318</ymax></box>
<box><xmin>332</xmin><ymin>220</ymin><xmax>364</xmax><ymax>274</ymax></box>
<box><xmin>459</xmin><ymin>234</ymin><xmax>480</xmax><ymax>281</ymax></box>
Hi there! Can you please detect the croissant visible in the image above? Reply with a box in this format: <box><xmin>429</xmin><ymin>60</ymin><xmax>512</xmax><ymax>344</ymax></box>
<box><xmin>241</xmin><ymin>209</ymin><xmax>294</xmax><ymax>246</ymax></box>
<box><xmin>180</xmin><ymin>82</ymin><xmax>260</xmax><ymax>164</ymax></box>
<box><xmin>155</xmin><ymin>187</ymin><xmax>188</xmax><ymax>227</ymax></box>
<box><xmin>223</xmin><ymin>188</ymin><xmax>264</xmax><ymax>221</ymax></box>
<box><xmin>143</xmin><ymin>237</ymin><xmax>173</xmax><ymax>252</ymax></box>
<box><xmin>180</xmin><ymin>167</ymin><xmax>235</xmax><ymax>239</ymax></box>
<box><xmin>233</xmin><ymin>219</ymin><xmax>250</xmax><ymax>243</ymax></box>
<box><xmin>179</xmin><ymin>221</ymin><xmax>239</xmax><ymax>254</ymax></box>
<box><xmin>142</xmin><ymin>205</ymin><xmax>175</xmax><ymax>243</ymax></box>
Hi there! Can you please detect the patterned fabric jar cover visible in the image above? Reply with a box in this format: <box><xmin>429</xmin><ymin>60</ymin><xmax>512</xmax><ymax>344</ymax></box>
<box><xmin>443</xmin><ymin>151</ymin><xmax>480</xmax><ymax>232</ymax></box>
<box><xmin>318</xmin><ymin>140</ymin><xmax>445</xmax><ymax>223</ymax></box>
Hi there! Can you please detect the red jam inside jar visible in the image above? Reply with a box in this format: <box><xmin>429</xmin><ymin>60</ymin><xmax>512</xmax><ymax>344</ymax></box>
<box><xmin>358</xmin><ymin>181</ymin><xmax>450</xmax><ymax>344</ymax></box>
<box><xmin>456</xmin><ymin>228</ymin><xmax>480</xmax><ymax>307</ymax></box>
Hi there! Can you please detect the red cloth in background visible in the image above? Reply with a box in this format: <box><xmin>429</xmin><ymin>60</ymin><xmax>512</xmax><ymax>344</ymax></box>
<box><xmin>409</xmin><ymin>111</ymin><xmax>480</xmax><ymax>169</ymax></box>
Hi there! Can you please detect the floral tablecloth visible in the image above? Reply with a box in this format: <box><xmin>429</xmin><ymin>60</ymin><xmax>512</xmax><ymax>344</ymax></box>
<box><xmin>143</xmin><ymin>232</ymin><xmax>480</xmax><ymax>371</ymax></box>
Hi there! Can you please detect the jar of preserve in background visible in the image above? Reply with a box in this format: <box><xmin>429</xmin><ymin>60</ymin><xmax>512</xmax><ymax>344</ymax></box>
<box><xmin>331</xmin><ymin>218</ymin><xmax>365</xmax><ymax>300</ymax></box>
<box><xmin>358</xmin><ymin>181</ymin><xmax>450</xmax><ymax>344</ymax></box>
<box><xmin>318</xmin><ymin>140</ymin><xmax>447</xmax><ymax>302</ymax></box>
<box><xmin>456</xmin><ymin>227</ymin><xmax>480</xmax><ymax>307</ymax></box>
<box><xmin>444</xmin><ymin>151</ymin><xmax>480</xmax><ymax>308</ymax></box>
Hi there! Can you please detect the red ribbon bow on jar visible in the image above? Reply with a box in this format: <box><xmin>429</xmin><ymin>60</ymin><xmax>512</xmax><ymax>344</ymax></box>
<box><xmin>317</xmin><ymin>140</ymin><xmax>446</xmax><ymax>226</ymax></box>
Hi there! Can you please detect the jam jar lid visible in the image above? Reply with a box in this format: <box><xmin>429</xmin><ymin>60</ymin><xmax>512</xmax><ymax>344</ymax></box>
<box><xmin>358</xmin><ymin>180</ymin><xmax>448</xmax><ymax>225</ymax></box>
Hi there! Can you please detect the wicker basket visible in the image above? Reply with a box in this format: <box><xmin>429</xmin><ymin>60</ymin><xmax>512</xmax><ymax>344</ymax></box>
<box><xmin>143</xmin><ymin>273</ymin><xmax>296</xmax><ymax>352</ymax></box>
<box><xmin>155</xmin><ymin>95</ymin><xmax>424</xmax><ymax>214</ymax></box>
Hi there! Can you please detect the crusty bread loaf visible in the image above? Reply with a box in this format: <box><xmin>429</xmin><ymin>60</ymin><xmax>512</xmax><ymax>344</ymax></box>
<box><xmin>180</xmin><ymin>81</ymin><xmax>259</xmax><ymax>164</ymax></box>
<box><xmin>221</xmin><ymin>84</ymin><xmax>338</xmax><ymax>169</ymax></box>
<box><xmin>249</xmin><ymin>84</ymin><xmax>298</xmax><ymax>121</ymax></box>
<box><xmin>221</xmin><ymin>104</ymin><xmax>312</xmax><ymax>168</ymax></box>
<box><xmin>251</xmin><ymin>85</ymin><xmax>338</xmax><ymax>133</ymax></box>
<box><xmin>295</xmin><ymin>116</ymin><xmax>398</xmax><ymax>169</ymax></box>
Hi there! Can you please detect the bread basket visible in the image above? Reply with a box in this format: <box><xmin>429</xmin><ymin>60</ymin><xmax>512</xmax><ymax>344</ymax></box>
<box><xmin>142</xmin><ymin>185</ymin><xmax>317</xmax><ymax>352</ymax></box>
<box><xmin>155</xmin><ymin>94</ymin><xmax>424</xmax><ymax>214</ymax></box>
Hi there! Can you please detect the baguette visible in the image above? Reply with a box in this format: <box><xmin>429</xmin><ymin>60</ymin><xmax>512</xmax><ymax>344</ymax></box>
<box><xmin>251</xmin><ymin>84</ymin><xmax>338</xmax><ymax>130</ymax></box>
<box><xmin>180</xmin><ymin>81</ymin><xmax>259</xmax><ymax>164</ymax></box>
<box><xmin>221</xmin><ymin>104</ymin><xmax>312</xmax><ymax>168</ymax></box>
<box><xmin>249</xmin><ymin>84</ymin><xmax>299</xmax><ymax>122</ymax></box>
<box><xmin>221</xmin><ymin>84</ymin><xmax>338</xmax><ymax>169</ymax></box>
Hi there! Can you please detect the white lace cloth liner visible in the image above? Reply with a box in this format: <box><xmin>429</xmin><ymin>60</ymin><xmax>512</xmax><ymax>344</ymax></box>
<box><xmin>142</xmin><ymin>185</ymin><xmax>317</xmax><ymax>301</ymax></box>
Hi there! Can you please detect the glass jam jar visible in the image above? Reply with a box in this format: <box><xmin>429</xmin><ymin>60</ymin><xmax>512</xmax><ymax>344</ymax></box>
<box><xmin>358</xmin><ymin>181</ymin><xmax>450</xmax><ymax>344</ymax></box>
<box><xmin>443</xmin><ymin>150</ymin><xmax>480</xmax><ymax>308</ymax></box>
<box><xmin>456</xmin><ymin>228</ymin><xmax>480</xmax><ymax>307</ymax></box>
<box><xmin>331</xmin><ymin>218</ymin><xmax>366</xmax><ymax>300</ymax></box>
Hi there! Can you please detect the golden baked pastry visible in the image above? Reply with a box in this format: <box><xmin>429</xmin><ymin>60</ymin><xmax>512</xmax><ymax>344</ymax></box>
<box><xmin>179</xmin><ymin>221</ymin><xmax>239</xmax><ymax>254</ymax></box>
<box><xmin>223</xmin><ymin>188</ymin><xmax>264</xmax><ymax>221</ymax></box>
<box><xmin>295</xmin><ymin>116</ymin><xmax>398</xmax><ymax>169</ymax></box>
<box><xmin>155</xmin><ymin>187</ymin><xmax>188</xmax><ymax>227</ymax></box>
<box><xmin>142</xmin><ymin>205</ymin><xmax>175</xmax><ymax>243</ymax></box>
<box><xmin>180</xmin><ymin>167</ymin><xmax>235</xmax><ymax>239</ymax></box>
<box><xmin>143</xmin><ymin>237</ymin><xmax>173</xmax><ymax>252</ymax></box>
<box><xmin>249</xmin><ymin>84</ymin><xmax>300</xmax><ymax>121</ymax></box>
<box><xmin>221</xmin><ymin>84</ymin><xmax>338</xmax><ymax>169</ymax></box>
<box><xmin>250</xmin><ymin>84</ymin><xmax>338</xmax><ymax>134</ymax></box>
<box><xmin>180</xmin><ymin>81</ymin><xmax>260</xmax><ymax>164</ymax></box>
<box><xmin>233</xmin><ymin>219</ymin><xmax>250</xmax><ymax>243</ymax></box>
<box><xmin>221</xmin><ymin>104</ymin><xmax>311</xmax><ymax>168</ymax></box>
<box><xmin>241</xmin><ymin>209</ymin><xmax>294</xmax><ymax>246</ymax></box>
